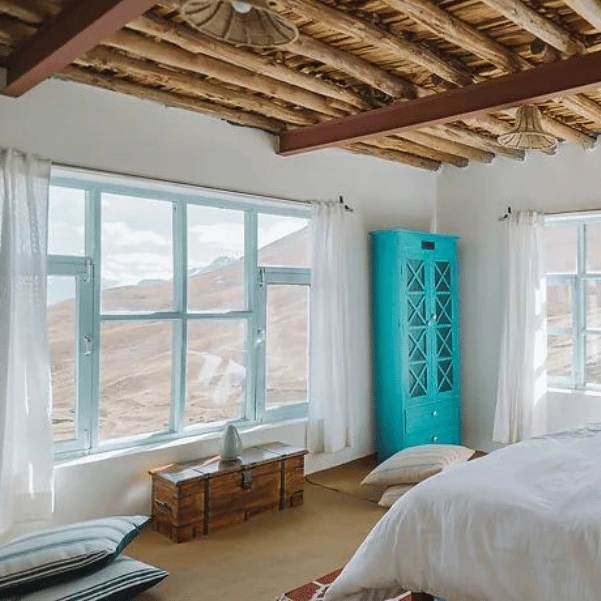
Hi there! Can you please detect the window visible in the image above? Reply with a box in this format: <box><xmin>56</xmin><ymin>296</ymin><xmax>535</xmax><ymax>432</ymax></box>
<box><xmin>48</xmin><ymin>170</ymin><xmax>310</xmax><ymax>456</ymax></box>
<box><xmin>545</xmin><ymin>217</ymin><xmax>601</xmax><ymax>389</ymax></box>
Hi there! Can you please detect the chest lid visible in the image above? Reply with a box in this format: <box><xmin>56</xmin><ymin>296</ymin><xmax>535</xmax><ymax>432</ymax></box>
<box><xmin>150</xmin><ymin>442</ymin><xmax>307</xmax><ymax>484</ymax></box>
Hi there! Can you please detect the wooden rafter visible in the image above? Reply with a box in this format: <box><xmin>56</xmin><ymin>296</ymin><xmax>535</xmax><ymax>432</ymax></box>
<box><xmin>126</xmin><ymin>11</ymin><xmax>495</xmax><ymax>164</ymax></box>
<box><xmin>397</xmin><ymin>131</ymin><xmax>495</xmax><ymax>163</ymax></box>
<box><xmin>366</xmin><ymin>135</ymin><xmax>468</xmax><ymax>167</ymax></box>
<box><xmin>78</xmin><ymin>47</ymin><xmax>318</xmax><ymax>126</ymax></box>
<box><xmin>563</xmin><ymin>0</ymin><xmax>601</xmax><ymax>32</ymax></box>
<box><xmin>1</xmin><ymin>0</ymin><xmax>158</xmax><ymax>96</ymax></box>
<box><xmin>128</xmin><ymin>13</ymin><xmax>367</xmax><ymax>110</ymax></box>
<box><xmin>381</xmin><ymin>0</ymin><xmax>524</xmax><ymax>73</ymax></box>
<box><xmin>478</xmin><ymin>0</ymin><xmax>585</xmax><ymax>55</ymax></box>
<box><xmin>60</xmin><ymin>65</ymin><xmax>285</xmax><ymax>133</ymax></box>
<box><xmin>344</xmin><ymin>142</ymin><xmax>441</xmax><ymax>170</ymax></box>
<box><xmin>276</xmin><ymin>0</ymin><xmax>472</xmax><ymax>86</ymax></box>
<box><xmin>379</xmin><ymin>0</ymin><xmax>596</xmax><ymax>147</ymax></box>
<box><xmin>291</xmin><ymin>33</ymin><xmax>418</xmax><ymax>100</ymax></box>
<box><xmin>103</xmin><ymin>29</ymin><xmax>347</xmax><ymax>118</ymax></box>
<box><xmin>278</xmin><ymin>49</ymin><xmax>601</xmax><ymax>154</ymax></box>
<box><xmin>0</xmin><ymin>0</ymin><xmax>56</xmax><ymax>25</ymax></box>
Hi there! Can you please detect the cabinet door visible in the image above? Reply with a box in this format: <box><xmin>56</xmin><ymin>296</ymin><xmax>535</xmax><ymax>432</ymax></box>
<box><xmin>403</xmin><ymin>255</ymin><xmax>432</xmax><ymax>403</ymax></box>
<box><xmin>431</xmin><ymin>257</ymin><xmax>459</xmax><ymax>398</ymax></box>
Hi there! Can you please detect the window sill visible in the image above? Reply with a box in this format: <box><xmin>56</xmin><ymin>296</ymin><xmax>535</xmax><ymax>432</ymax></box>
<box><xmin>547</xmin><ymin>387</ymin><xmax>601</xmax><ymax>398</ymax></box>
<box><xmin>54</xmin><ymin>417</ymin><xmax>308</xmax><ymax>469</ymax></box>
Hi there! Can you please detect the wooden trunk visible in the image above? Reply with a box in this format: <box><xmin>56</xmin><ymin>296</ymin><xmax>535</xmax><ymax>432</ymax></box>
<box><xmin>150</xmin><ymin>442</ymin><xmax>308</xmax><ymax>542</ymax></box>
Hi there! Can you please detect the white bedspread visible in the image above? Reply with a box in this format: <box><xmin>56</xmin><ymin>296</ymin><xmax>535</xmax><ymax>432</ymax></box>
<box><xmin>325</xmin><ymin>425</ymin><xmax>601</xmax><ymax>601</ymax></box>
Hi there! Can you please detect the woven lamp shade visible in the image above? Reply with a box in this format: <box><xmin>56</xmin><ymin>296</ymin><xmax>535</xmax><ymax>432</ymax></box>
<box><xmin>498</xmin><ymin>105</ymin><xmax>558</xmax><ymax>152</ymax></box>
<box><xmin>180</xmin><ymin>0</ymin><xmax>299</xmax><ymax>47</ymax></box>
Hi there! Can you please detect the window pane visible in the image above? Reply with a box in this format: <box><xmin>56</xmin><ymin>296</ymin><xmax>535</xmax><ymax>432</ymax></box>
<box><xmin>586</xmin><ymin>335</ymin><xmax>601</xmax><ymax>385</ymax></box>
<box><xmin>586</xmin><ymin>224</ymin><xmax>601</xmax><ymax>272</ymax></box>
<box><xmin>48</xmin><ymin>276</ymin><xmax>77</xmax><ymax>441</ymax></box>
<box><xmin>547</xmin><ymin>333</ymin><xmax>573</xmax><ymax>379</ymax></box>
<box><xmin>101</xmin><ymin>194</ymin><xmax>173</xmax><ymax>312</ymax></box>
<box><xmin>188</xmin><ymin>205</ymin><xmax>245</xmax><ymax>311</ymax></box>
<box><xmin>587</xmin><ymin>281</ymin><xmax>601</xmax><ymax>329</ymax></box>
<box><xmin>258</xmin><ymin>214</ymin><xmax>310</xmax><ymax>267</ymax></box>
<box><xmin>266</xmin><ymin>285</ymin><xmax>309</xmax><ymax>406</ymax></box>
<box><xmin>49</xmin><ymin>187</ymin><xmax>85</xmax><ymax>256</ymax></box>
<box><xmin>187</xmin><ymin>320</ymin><xmax>246</xmax><ymax>425</ymax></box>
<box><xmin>544</xmin><ymin>224</ymin><xmax>577</xmax><ymax>274</ymax></box>
<box><xmin>547</xmin><ymin>284</ymin><xmax>573</xmax><ymax>329</ymax></box>
<box><xmin>100</xmin><ymin>321</ymin><xmax>172</xmax><ymax>439</ymax></box>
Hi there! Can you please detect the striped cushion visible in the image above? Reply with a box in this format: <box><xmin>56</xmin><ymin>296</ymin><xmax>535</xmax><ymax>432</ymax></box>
<box><xmin>5</xmin><ymin>556</ymin><xmax>167</xmax><ymax>601</ymax></box>
<box><xmin>0</xmin><ymin>516</ymin><xmax>149</xmax><ymax>597</ymax></box>
<box><xmin>362</xmin><ymin>445</ymin><xmax>475</xmax><ymax>486</ymax></box>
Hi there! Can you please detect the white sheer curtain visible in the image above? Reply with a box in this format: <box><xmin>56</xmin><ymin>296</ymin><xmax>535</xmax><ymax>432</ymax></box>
<box><xmin>494</xmin><ymin>210</ymin><xmax>548</xmax><ymax>444</ymax></box>
<box><xmin>307</xmin><ymin>201</ymin><xmax>370</xmax><ymax>455</ymax></box>
<box><xmin>0</xmin><ymin>149</ymin><xmax>54</xmax><ymax>534</ymax></box>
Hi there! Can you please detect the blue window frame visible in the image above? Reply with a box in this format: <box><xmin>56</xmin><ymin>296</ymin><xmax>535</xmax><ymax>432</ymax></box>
<box><xmin>545</xmin><ymin>213</ymin><xmax>601</xmax><ymax>390</ymax></box>
<box><xmin>48</xmin><ymin>168</ymin><xmax>310</xmax><ymax>458</ymax></box>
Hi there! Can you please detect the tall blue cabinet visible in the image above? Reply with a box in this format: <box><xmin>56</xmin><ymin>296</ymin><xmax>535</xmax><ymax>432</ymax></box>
<box><xmin>371</xmin><ymin>230</ymin><xmax>461</xmax><ymax>462</ymax></box>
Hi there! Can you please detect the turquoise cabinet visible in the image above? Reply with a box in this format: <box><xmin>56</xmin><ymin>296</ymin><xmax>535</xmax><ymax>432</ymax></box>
<box><xmin>371</xmin><ymin>230</ymin><xmax>461</xmax><ymax>462</ymax></box>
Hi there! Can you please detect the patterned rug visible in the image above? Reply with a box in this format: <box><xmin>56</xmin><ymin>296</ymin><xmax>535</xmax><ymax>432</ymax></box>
<box><xmin>275</xmin><ymin>569</ymin><xmax>412</xmax><ymax>601</ymax></box>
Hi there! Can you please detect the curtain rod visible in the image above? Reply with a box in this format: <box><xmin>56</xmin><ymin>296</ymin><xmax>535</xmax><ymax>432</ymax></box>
<box><xmin>498</xmin><ymin>205</ymin><xmax>601</xmax><ymax>221</ymax></box>
<box><xmin>53</xmin><ymin>161</ymin><xmax>353</xmax><ymax>212</ymax></box>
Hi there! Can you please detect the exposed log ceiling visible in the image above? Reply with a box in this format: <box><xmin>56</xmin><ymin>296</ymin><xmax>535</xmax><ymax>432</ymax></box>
<box><xmin>0</xmin><ymin>0</ymin><xmax>600</xmax><ymax>170</ymax></box>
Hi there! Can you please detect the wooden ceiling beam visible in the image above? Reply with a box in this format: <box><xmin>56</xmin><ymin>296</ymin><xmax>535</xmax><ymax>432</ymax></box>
<box><xmin>278</xmin><ymin>30</ymin><xmax>601</xmax><ymax>154</ymax></box>
<box><xmin>290</xmin><ymin>33</ymin><xmax>418</xmax><ymax>100</ymax></box>
<box><xmin>478</xmin><ymin>0</ymin><xmax>585</xmax><ymax>55</ymax></box>
<box><xmin>104</xmin><ymin>29</ymin><xmax>346</xmax><ymax>118</ymax></box>
<box><xmin>0</xmin><ymin>0</ymin><xmax>57</xmax><ymax>24</ymax></box>
<box><xmin>380</xmin><ymin>0</ymin><xmax>524</xmax><ymax>73</ymax></box>
<box><xmin>366</xmin><ymin>135</ymin><xmax>468</xmax><ymax>167</ymax></box>
<box><xmin>1</xmin><ymin>0</ymin><xmax>158</xmax><ymax>97</ymax></box>
<box><xmin>559</xmin><ymin>93</ymin><xmax>601</xmax><ymax>124</ymax></box>
<box><xmin>275</xmin><ymin>0</ymin><xmax>472</xmax><ymax>86</ymax></box>
<box><xmin>426</xmin><ymin>125</ymin><xmax>525</xmax><ymax>160</ymax></box>
<box><xmin>78</xmin><ymin>47</ymin><xmax>318</xmax><ymax>126</ymax></box>
<box><xmin>380</xmin><ymin>0</ymin><xmax>595</xmax><ymax>147</ymax></box>
<box><xmin>535</xmin><ymin>112</ymin><xmax>595</xmax><ymax>148</ymax></box>
<box><xmin>59</xmin><ymin>66</ymin><xmax>285</xmax><ymax>133</ymax></box>
<box><xmin>563</xmin><ymin>0</ymin><xmax>601</xmax><ymax>32</ymax></box>
<box><xmin>128</xmin><ymin>13</ymin><xmax>367</xmax><ymax>110</ymax></box>
<box><xmin>344</xmin><ymin>142</ymin><xmax>441</xmax><ymax>171</ymax></box>
<box><xmin>397</xmin><ymin>131</ymin><xmax>495</xmax><ymax>163</ymax></box>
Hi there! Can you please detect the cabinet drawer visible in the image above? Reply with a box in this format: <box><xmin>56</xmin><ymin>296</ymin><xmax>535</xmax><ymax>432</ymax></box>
<box><xmin>405</xmin><ymin>425</ymin><xmax>460</xmax><ymax>448</ymax></box>
<box><xmin>405</xmin><ymin>400</ymin><xmax>459</xmax><ymax>435</ymax></box>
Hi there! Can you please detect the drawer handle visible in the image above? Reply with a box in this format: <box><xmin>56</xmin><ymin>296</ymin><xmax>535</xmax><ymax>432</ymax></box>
<box><xmin>432</xmin><ymin>435</ymin><xmax>439</xmax><ymax>443</ymax></box>
<box><xmin>155</xmin><ymin>500</ymin><xmax>171</xmax><ymax>512</ymax></box>
<box><xmin>431</xmin><ymin>410</ymin><xmax>439</xmax><ymax>417</ymax></box>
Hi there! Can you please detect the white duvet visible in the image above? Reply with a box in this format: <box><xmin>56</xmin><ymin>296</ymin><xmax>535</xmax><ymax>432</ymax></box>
<box><xmin>325</xmin><ymin>425</ymin><xmax>601</xmax><ymax>601</ymax></box>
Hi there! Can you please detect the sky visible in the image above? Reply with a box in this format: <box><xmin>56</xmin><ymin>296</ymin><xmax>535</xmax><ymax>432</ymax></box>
<box><xmin>47</xmin><ymin>186</ymin><xmax>308</xmax><ymax>306</ymax></box>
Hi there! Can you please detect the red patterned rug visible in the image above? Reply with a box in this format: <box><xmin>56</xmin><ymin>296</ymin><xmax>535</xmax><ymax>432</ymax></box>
<box><xmin>275</xmin><ymin>569</ymin><xmax>412</xmax><ymax>601</ymax></box>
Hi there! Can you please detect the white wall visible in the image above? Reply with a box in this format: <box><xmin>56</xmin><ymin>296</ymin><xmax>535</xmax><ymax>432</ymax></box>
<box><xmin>436</xmin><ymin>143</ymin><xmax>601</xmax><ymax>452</ymax></box>
<box><xmin>0</xmin><ymin>79</ymin><xmax>436</xmax><ymax>526</ymax></box>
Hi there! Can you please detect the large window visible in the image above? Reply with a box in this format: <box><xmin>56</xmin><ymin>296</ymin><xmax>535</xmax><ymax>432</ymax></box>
<box><xmin>48</xmin><ymin>169</ymin><xmax>310</xmax><ymax>456</ymax></box>
<box><xmin>545</xmin><ymin>216</ymin><xmax>601</xmax><ymax>389</ymax></box>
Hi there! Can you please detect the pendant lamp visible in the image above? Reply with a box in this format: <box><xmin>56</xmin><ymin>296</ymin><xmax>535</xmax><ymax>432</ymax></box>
<box><xmin>497</xmin><ymin>105</ymin><xmax>558</xmax><ymax>152</ymax></box>
<box><xmin>179</xmin><ymin>0</ymin><xmax>299</xmax><ymax>47</ymax></box>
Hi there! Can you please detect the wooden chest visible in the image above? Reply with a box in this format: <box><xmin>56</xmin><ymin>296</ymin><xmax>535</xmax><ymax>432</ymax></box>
<box><xmin>150</xmin><ymin>442</ymin><xmax>308</xmax><ymax>542</ymax></box>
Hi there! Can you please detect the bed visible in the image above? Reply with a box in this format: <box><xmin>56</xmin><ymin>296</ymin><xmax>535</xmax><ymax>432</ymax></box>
<box><xmin>324</xmin><ymin>424</ymin><xmax>601</xmax><ymax>601</ymax></box>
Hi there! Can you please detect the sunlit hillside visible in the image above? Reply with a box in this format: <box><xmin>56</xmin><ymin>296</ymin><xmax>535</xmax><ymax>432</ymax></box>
<box><xmin>48</xmin><ymin>227</ymin><xmax>309</xmax><ymax>441</ymax></box>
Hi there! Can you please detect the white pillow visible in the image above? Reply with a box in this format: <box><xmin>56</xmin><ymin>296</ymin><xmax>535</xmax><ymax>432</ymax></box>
<box><xmin>378</xmin><ymin>484</ymin><xmax>415</xmax><ymax>508</ymax></box>
<box><xmin>362</xmin><ymin>444</ymin><xmax>475</xmax><ymax>486</ymax></box>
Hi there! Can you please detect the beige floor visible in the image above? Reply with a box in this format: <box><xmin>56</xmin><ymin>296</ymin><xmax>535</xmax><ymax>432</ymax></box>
<box><xmin>130</xmin><ymin>458</ymin><xmax>385</xmax><ymax>601</ymax></box>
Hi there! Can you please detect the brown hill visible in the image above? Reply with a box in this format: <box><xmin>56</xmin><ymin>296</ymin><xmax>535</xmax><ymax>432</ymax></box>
<box><xmin>49</xmin><ymin>227</ymin><xmax>309</xmax><ymax>442</ymax></box>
